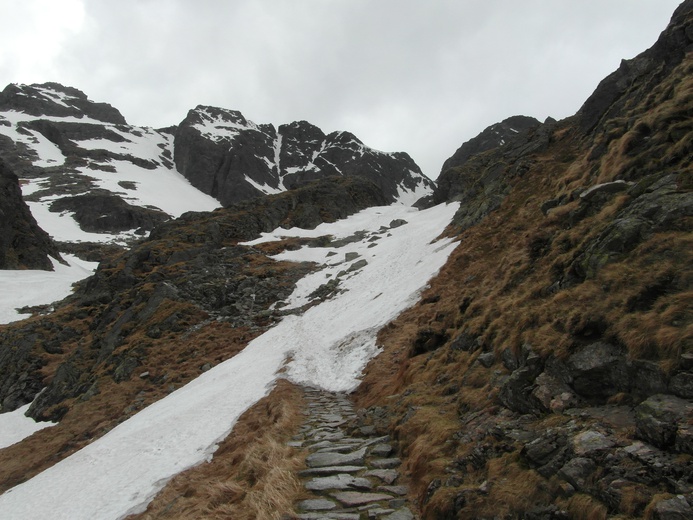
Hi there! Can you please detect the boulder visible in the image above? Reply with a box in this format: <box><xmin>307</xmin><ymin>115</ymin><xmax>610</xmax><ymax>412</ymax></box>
<box><xmin>650</xmin><ymin>496</ymin><xmax>692</xmax><ymax>520</ymax></box>
<box><xmin>557</xmin><ymin>457</ymin><xmax>596</xmax><ymax>491</ymax></box>
<box><xmin>565</xmin><ymin>342</ymin><xmax>629</xmax><ymax>399</ymax></box>
<box><xmin>635</xmin><ymin>394</ymin><xmax>693</xmax><ymax>453</ymax></box>
<box><xmin>571</xmin><ymin>430</ymin><xmax>615</xmax><ymax>457</ymax></box>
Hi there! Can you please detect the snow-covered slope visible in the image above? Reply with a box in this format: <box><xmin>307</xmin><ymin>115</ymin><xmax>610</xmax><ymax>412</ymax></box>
<box><xmin>0</xmin><ymin>255</ymin><xmax>98</xmax><ymax>324</ymax></box>
<box><xmin>0</xmin><ymin>83</ymin><xmax>221</xmax><ymax>245</ymax></box>
<box><xmin>0</xmin><ymin>201</ymin><xmax>459</xmax><ymax>520</ymax></box>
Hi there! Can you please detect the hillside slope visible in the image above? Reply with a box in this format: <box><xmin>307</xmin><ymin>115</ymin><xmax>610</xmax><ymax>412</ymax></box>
<box><xmin>355</xmin><ymin>2</ymin><xmax>692</xmax><ymax>518</ymax></box>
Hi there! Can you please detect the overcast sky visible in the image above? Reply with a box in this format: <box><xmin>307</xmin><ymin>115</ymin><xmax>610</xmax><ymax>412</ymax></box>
<box><xmin>1</xmin><ymin>0</ymin><xmax>682</xmax><ymax>179</ymax></box>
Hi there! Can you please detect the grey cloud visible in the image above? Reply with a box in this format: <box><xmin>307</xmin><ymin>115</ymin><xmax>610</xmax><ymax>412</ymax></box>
<box><xmin>2</xmin><ymin>0</ymin><xmax>682</xmax><ymax>178</ymax></box>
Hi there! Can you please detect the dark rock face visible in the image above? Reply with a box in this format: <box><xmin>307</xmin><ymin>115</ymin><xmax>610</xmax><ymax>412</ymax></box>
<box><xmin>0</xmin><ymin>83</ymin><xmax>126</xmax><ymax>125</ymax></box>
<box><xmin>440</xmin><ymin>115</ymin><xmax>541</xmax><ymax>173</ymax></box>
<box><xmin>0</xmin><ymin>158</ymin><xmax>60</xmax><ymax>269</ymax></box>
<box><xmin>569</xmin><ymin>174</ymin><xmax>693</xmax><ymax>280</ymax></box>
<box><xmin>635</xmin><ymin>394</ymin><xmax>693</xmax><ymax>453</ymax></box>
<box><xmin>428</xmin><ymin>115</ymin><xmax>552</xmax><ymax>229</ymax></box>
<box><xmin>577</xmin><ymin>0</ymin><xmax>693</xmax><ymax>134</ymax></box>
<box><xmin>173</xmin><ymin>106</ymin><xmax>433</xmax><ymax>207</ymax></box>
<box><xmin>49</xmin><ymin>194</ymin><xmax>169</xmax><ymax>233</ymax></box>
<box><xmin>0</xmin><ymin>82</ymin><xmax>204</xmax><ymax>245</ymax></box>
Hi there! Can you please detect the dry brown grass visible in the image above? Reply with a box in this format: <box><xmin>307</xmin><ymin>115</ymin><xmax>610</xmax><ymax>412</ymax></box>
<box><xmin>560</xmin><ymin>493</ymin><xmax>608</xmax><ymax>520</ymax></box>
<box><xmin>127</xmin><ymin>379</ymin><xmax>306</xmax><ymax>520</ymax></box>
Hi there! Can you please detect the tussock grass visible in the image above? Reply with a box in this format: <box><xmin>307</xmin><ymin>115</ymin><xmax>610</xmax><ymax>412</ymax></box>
<box><xmin>128</xmin><ymin>379</ymin><xmax>306</xmax><ymax>520</ymax></box>
<box><xmin>561</xmin><ymin>493</ymin><xmax>608</xmax><ymax>520</ymax></box>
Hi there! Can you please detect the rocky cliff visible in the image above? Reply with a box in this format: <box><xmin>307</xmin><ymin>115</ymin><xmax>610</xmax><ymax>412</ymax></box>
<box><xmin>173</xmin><ymin>105</ymin><xmax>433</xmax><ymax>206</ymax></box>
<box><xmin>0</xmin><ymin>158</ymin><xmax>61</xmax><ymax>270</ymax></box>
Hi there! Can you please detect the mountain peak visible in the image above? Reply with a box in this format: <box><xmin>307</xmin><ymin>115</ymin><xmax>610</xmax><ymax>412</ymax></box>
<box><xmin>174</xmin><ymin>106</ymin><xmax>433</xmax><ymax>206</ymax></box>
<box><xmin>0</xmin><ymin>83</ymin><xmax>127</xmax><ymax>125</ymax></box>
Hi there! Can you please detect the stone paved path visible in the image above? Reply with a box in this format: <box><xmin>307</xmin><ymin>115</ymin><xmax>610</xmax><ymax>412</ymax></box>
<box><xmin>290</xmin><ymin>386</ymin><xmax>417</xmax><ymax>520</ymax></box>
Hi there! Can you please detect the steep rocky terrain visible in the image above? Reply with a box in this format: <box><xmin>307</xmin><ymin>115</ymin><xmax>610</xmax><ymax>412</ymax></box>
<box><xmin>0</xmin><ymin>82</ymin><xmax>219</xmax><ymax>251</ymax></box>
<box><xmin>355</xmin><ymin>2</ymin><xmax>693</xmax><ymax>518</ymax></box>
<box><xmin>174</xmin><ymin>106</ymin><xmax>433</xmax><ymax>206</ymax></box>
<box><xmin>0</xmin><ymin>158</ymin><xmax>61</xmax><ymax>270</ymax></box>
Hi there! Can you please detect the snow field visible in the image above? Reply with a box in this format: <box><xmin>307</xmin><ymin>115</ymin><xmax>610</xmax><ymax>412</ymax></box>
<box><xmin>0</xmin><ymin>201</ymin><xmax>459</xmax><ymax>519</ymax></box>
<box><xmin>0</xmin><ymin>254</ymin><xmax>98</xmax><ymax>325</ymax></box>
<box><xmin>0</xmin><ymin>402</ymin><xmax>55</xmax><ymax>450</ymax></box>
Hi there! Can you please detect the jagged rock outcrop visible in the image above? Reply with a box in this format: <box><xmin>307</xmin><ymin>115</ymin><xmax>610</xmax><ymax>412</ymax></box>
<box><xmin>440</xmin><ymin>115</ymin><xmax>542</xmax><ymax>173</ymax></box>
<box><xmin>426</xmin><ymin>115</ymin><xmax>552</xmax><ymax>229</ymax></box>
<box><xmin>49</xmin><ymin>193</ymin><xmax>169</xmax><ymax>234</ymax></box>
<box><xmin>577</xmin><ymin>0</ymin><xmax>693</xmax><ymax>135</ymax></box>
<box><xmin>0</xmin><ymin>157</ymin><xmax>60</xmax><ymax>269</ymax></box>
<box><xmin>173</xmin><ymin>105</ymin><xmax>434</xmax><ymax>206</ymax></box>
<box><xmin>0</xmin><ymin>83</ymin><xmax>126</xmax><ymax>125</ymax></box>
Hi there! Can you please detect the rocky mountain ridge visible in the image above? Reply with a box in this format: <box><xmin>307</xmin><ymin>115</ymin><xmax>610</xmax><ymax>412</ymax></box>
<box><xmin>175</xmin><ymin>105</ymin><xmax>432</xmax><ymax>207</ymax></box>
<box><xmin>0</xmin><ymin>157</ymin><xmax>61</xmax><ymax>270</ymax></box>
<box><xmin>0</xmin><ymin>83</ymin><xmax>432</xmax><ymax>260</ymax></box>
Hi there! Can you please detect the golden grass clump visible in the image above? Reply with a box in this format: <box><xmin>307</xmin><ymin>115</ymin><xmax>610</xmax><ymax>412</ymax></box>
<box><xmin>561</xmin><ymin>493</ymin><xmax>608</xmax><ymax>520</ymax></box>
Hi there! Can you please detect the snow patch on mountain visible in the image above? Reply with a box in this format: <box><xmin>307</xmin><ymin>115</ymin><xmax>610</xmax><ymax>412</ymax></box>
<box><xmin>192</xmin><ymin>106</ymin><xmax>260</xmax><ymax>142</ymax></box>
<box><xmin>0</xmin><ymin>254</ymin><xmax>98</xmax><ymax>324</ymax></box>
<box><xmin>0</xmin><ymin>401</ymin><xmax>55</xmax><ymax>450</ymax></box>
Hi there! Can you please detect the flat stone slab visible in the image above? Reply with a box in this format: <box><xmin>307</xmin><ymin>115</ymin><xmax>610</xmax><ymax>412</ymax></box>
<box><xmin>363</xmin><ymin>469</ymin><xmax>399</xmax><ymax>484</ymax></box>
<box><xmin>298</xmin><ymin>498</ymin><xmax>337</xmax><ymax>511</ymax></box>
<box><xmin>378</xmin><ymin>485</ymin><xmax>408</xmax><ymax>496</ymax></box>
<box><xmin>299</xmin><ymin>465</ymin><xmax>367</xmax><ymax>477</ymax></box>
<box><xmin>331</xmin><ymin>491</ymin><xmax>394</xmax><ymax>507</ymax></box>
<box><xmin>383</xmin><ymin>507</ymin><xmax>415</xmax><ymax>520</ymax></box>
<box><xmin>306</xmin><ymin>447</ymin><xmax>366</xmax><ymax>468</ymax></box>
<box><xmin>306</xmin><ymin>473</ymin><xmax>373</xmax><ymax>491</ymax></box>
<box><xmin>299</xmin><ymin>514</ymin><xmax>360</xmax><ymax>520</ymax></box>
<box><xmin>314</xmin><ymin>444</ymin><xmax>362</xmax><ymax>454</ymax></box>
<box><xmin>370</xmin><ymin>443</ymin><xmax>393</xmax><ymax>457</ymax></box>
<box><xmin>313</xmin><ymin>431</ymin><xmax>345</xmax><ymax>441</ymax></box>
<box><xmin>371</xmin><ymin>457</ymin><xmax>402</xmax><ymax>469</ymax></box>
<box><xmin>365</xmin><ymin>508</ymin><xmax>396</xmax><ymax>518</ymax></box>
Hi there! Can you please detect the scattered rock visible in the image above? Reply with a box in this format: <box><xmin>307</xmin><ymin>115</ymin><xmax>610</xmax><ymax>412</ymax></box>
<box><xmin>635</xmin><ymin>394</ymin><xmax>693</xmax><ymax>452</ymax></box>
<box><xmin>650</xmin><ymin>495</ymin><xmax>692</xmax><ymax>520</ymax></box>
<box><xmin>571</xmin><ymin>430</ymin><xmax>615</xmax><ymax>456</ymax></box>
